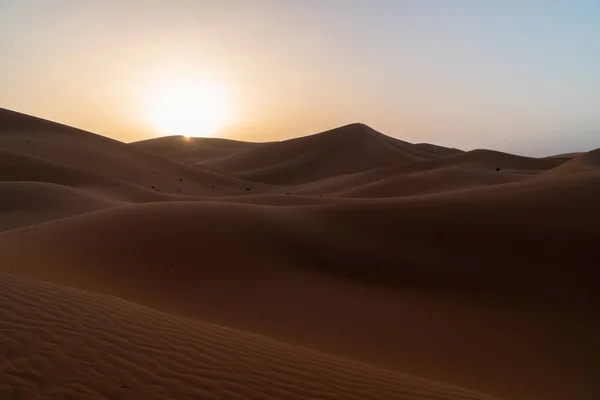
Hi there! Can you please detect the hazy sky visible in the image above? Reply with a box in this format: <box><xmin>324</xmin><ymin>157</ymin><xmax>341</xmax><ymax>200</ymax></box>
<box><xmin>1</xmin><ymin>0</ymin><xmax>599</xmax><ymax>155</ymax></box>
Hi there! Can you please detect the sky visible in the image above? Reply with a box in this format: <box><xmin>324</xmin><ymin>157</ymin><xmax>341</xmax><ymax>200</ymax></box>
<box><xmin>1</xmin><ymin>0</ymin><xmax>599</xmax><ymax>155</ymax></box>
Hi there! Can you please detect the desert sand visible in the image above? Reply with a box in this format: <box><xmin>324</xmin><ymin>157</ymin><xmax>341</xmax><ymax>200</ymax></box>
<box><xmin>1</xmin><ymin>107</ymin><xmax>599</xmax><ymax>400</ymax></box>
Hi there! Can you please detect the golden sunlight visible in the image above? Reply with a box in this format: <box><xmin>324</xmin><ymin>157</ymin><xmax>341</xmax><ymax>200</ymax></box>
<box><xmin>145</xmin><ymin>76</ymin><xmax>232</xmax><ymax>138</ymax></box>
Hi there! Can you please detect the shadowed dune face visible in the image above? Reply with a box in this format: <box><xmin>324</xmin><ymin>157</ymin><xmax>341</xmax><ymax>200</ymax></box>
<box><xmin>414</xmin><ymin>142</ymin><xmax>464</xmax><ymax>157</ymax></box>
<box><xmin>1</xmin><ymin>108</ymin><xmax>599</xmax><ymax>400</ymax></box>
<box><xmin>0</xmin><ymin>182</ymin><xmax>116</xmax><ymax>231</ymax></box>
<box><xmin>3</xmin><ymin>171</ymin><xmax>600</xmax><ymax>301</ymax></box>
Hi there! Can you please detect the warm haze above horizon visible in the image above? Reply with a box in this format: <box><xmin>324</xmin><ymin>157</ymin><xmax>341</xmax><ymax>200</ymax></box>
<box><xmin>1</xmin><ymin>0</ymin><xmax>599</xmax><ymax>156</ymax></box>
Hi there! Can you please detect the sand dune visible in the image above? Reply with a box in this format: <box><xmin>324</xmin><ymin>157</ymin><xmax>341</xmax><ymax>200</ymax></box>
<box><xmin>298</xmin><ymin>166</ymin><xmax>528</xmax><ymax>197</ymax></box>
<box><xmin>0</xmin><ymin>108</ymin><xmax>267</xmax><ymax>196</ymax></box>
<box><xmin>198</xmin><ymin>123</ymin><xmax>445</xmax><ymax>184</ymax></box>
<box><xmin>544</xmin><ymin>148</ymin><xmax>600</xmax><ymax>175</ymax></box>
<box><xmin>546</xmin><ymin>151</ymin><xmax>583</xmax><ymax>160</ymax></box>
<box><xmin>408</xmin><ymin>148</ymin><xmax>563</xmax><ymax>172</ymax></box>
<box><xmin>193</xmin><ymin>127</ymin><xmax>559</xmax><ymax>187</ymax></box>
<box><xmin>133</xmin><ymin>132</ymin><xmax>464</xmax><ymax>174</ymax></box>
<box><xmin>0</xmin><ymin>271</ymin><xmax>500</xmax><ymax>400</ymax></box>
<box><xmin>292</xmin><ymin>149</ymin><xmax>561</xmax><ymax>197</ymax></box>
<box><xmin>414</xmin><ymin>142</ymin><xmax>464</xmax><ymax>157</ymax></box>
<box><xmin>0</xmin><ymin>147</ymin><xmax>174</xmax><ymax>203</ymax></box>
<box><xmin>132</xmin><ymin>135</ymin><xmax>261</xmax><ymax>164</ymax></box>
<box><xmin>0</xmin><ymin>147</ymin><xmax>110</xmax><ymax>186</ymax></box>
<box><xmin>3</xmin><ymin>170</ymin><xmax>599</xmax><ymax>301</ymax></box>
<box><xmin>1</xmin><ymin>108</ymin><xmax>599</xmax><ymax>400</ymax></box>
<box><xmin>1</xmin><ymin>171</ymin><xmax>599</xmax><ymax>399</ymax></box>
<box><xmin>337</xmin><ymin>167</ymin><xmax>527</xmax><ymax>197</ymax></box>
<box><xmin>0</xmin><ymin>182</ymin><xmax>116</xmax><ymax>231</ymax></box>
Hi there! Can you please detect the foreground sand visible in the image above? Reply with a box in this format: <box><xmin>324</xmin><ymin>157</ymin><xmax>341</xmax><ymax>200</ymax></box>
<box><xmin>0</xmin><ymin>271</ymin><xmax>499</xmax><ymax>400</ymax></box>
<box><xmin>1</xmin><ymin>108</ymin><xmax>599</xmax><ymax>399</ymax></box>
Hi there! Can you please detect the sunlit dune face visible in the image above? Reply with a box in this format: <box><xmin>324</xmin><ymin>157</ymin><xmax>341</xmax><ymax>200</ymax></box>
<box><xmin>145</xmin><ymin>77</ymin><xmax>232</xmax><ymax>138</ymax></box>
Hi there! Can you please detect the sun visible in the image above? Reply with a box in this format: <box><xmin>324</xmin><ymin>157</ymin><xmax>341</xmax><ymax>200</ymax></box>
<box><xmin>145</xmin><ymin>76</ymin><xmax>232</xmax><ymax>138</ymax></box>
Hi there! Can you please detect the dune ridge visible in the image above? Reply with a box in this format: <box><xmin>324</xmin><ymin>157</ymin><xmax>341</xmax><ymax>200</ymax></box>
<box><xmin>195</xmin><ymin>123</ymin><xmax>446</xmax><ymax>184</ymax></box>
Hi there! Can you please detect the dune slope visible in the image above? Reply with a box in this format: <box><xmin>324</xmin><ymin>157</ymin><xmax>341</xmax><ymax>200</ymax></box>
<box><xmin>305</xmin><ymin>167</ymin><xmax>528</xmax><ymax>197</ymax></box>
<box><xmin>200</xmin><ymin>123</ymin><xmax>443</xmax><ymax>184</ymax></box>
<box><xmin>131</xmin><ymin>135</ymin><xmax>262</xmax><ymax>164</ymax></box>
<box><xmin>0</xmin><ymin>182</ymin><xmax>116</xmax><ymax>231</ymax></box>
<box><xmin>292</xmin><ymin>148</ymin><xmax>564</xmax><ymax>197</ymax></box>
<box><xmin>544</xmin><ymin>148</ymin><xmax>600</xmax><ymax>175</ymax></box>
<box><xmin>414</xmin><ymin>142</ymin><xmax>464</xmax><ymax>156</ymax></box>
<box><xmin>0</xmin><ymin>271</ymin><xmax>499</xmax><ymax>400</ymax></box>
<box><xmin>0</xmin><ymin>108</ymin><xmax>267</xmax><ymax>195</ymax></box>
<box><xmin>1</xmin><ymin>171</ymin><xmax>599</xmax><ymax>400</ymax></box>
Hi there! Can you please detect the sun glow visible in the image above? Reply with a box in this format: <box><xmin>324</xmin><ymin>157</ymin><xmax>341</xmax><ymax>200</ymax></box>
<box><xmin>145</xmin><ymin>76</ymin><xmax>232</xmax><ymax>138</ymax></box>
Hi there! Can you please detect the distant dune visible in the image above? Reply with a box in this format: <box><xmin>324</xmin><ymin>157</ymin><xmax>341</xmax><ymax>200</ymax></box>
<box><xmin>1</xmin><ymin>107</ymin><xmax>599</xmax><ymax>400</ymax></box>
<box><xmin>132</xmin><ymin>135</ymin><xmax>262</xmax><ymax>164</ymax></box>
<box><xmin>414</xmin><ymin>142</ymin><xmax>464</xmax><ymax>156</ymax></box>
<box><xmin>292</xmin><ymin>148</ymin><xmax>563</xmax><ymax>197</ymax></box>
<box><xmin>546</xmin><ymin>151</ymin><xmax>583</xmax><ymax>160</ymax></box>
<box><xmin>543</xmin><ymin>148</ymin><xmax>600</xmax><ymax>175</ymax></box>
<box><xmin>194</xmin><ymin>123</ymin><xmax>455</xmax><ymax>184</ymax></box>
<box><xmin>0</xmin><ymin>108</ymin><xmax>268</xmax><ymax>196</ymax></box>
